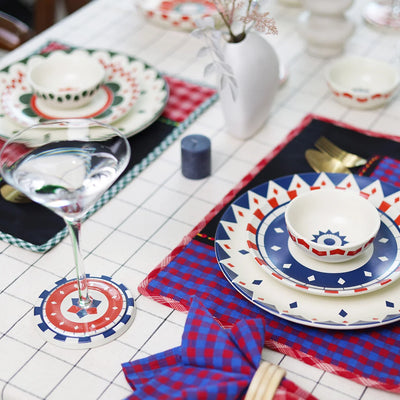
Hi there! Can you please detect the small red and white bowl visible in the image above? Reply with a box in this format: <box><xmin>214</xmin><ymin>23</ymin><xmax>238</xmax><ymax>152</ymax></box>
<box><xmin>136</xmin><ymin>0</ymin><xmax>217</xmax><ymax>31</ymax></box>
<box><xmin>285</xmin><ymin>188</ymin><xmax>381</xmax><ymax>263</ymax></box>
<box><xmin>325</xmin><ymin>55</ymin><xmax>400</xmax><ymax>109</ymax></box>
<box><xmin>28</xmin><ymin>52</ymin><xmax>105</xmax><ymax>110</ymax></box>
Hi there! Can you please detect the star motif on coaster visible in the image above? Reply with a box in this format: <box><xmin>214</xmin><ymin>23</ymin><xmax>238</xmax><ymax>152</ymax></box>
<box><xmin>67</xmin><ymin>298</ymin><xmax>101</xmax><ymax>318</ymax></box>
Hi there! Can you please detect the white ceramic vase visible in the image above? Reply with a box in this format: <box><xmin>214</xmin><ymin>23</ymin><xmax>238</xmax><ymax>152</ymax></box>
<box><xmin>219</xmin><ymin>32</ymin><xmax>280</xmax><ymax>140</ymax></box>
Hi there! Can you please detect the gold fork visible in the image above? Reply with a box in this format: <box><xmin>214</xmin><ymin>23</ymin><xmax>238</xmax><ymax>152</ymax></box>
<box><xmin>305</xmin><ymin>149</ymin><xmax>351</xmax><ymax>174</ymax></box>
<box><xmin>315</xmin><ymin>136</ymin><xmax>367</xmax><ymax>168</ymax></box>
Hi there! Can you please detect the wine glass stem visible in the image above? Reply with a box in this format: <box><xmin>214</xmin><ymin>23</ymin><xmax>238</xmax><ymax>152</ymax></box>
<box><xmin>66</xmin><ymin>219</ymin><xmax>92</xmax><ymax>308</ymax></box>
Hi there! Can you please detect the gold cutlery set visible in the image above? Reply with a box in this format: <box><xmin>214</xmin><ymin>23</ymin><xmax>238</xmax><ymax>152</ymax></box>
<box><xmin>306</xmin><ymin>136</ymin><xmax>367</xmax><ymax>173</ymax></box>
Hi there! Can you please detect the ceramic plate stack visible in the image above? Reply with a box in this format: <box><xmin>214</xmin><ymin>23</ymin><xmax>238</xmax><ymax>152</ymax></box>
<box><xmin>215</xmin><ymin>172</ymin><xmax>400</xmax><ymax>329</ymax></box>
<box><xmin>0</xmin><ymin>48</ymin><xmax>169</xmax><ymax>140</ymax></box>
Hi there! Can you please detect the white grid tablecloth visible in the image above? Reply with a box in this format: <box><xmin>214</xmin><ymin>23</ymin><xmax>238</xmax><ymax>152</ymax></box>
<box><xmin>1</xmin><ymin>0</ymin><xmax>400</xmax><ymax>399</ymax></box>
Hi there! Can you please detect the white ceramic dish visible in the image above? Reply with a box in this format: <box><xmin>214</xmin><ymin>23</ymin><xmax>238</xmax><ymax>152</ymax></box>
<box><xmin>136</xmin><ymin>0</ymin><xmax>218</xmax><ymax>31</ymax></box>
<box><xmin>0</xmin><ymin>49</ymin><xmax>169</xmax><ymax>138</ymax></box>
<box><xmin>28</xmin><ymin>52</ymin><xmax>105</xmax><ymax>109</ymax></box>
<box><xmin>216</xmin><ymin>172</ymin><xmax>400</xmax><ymax>329</ymax></box>
<box><xmin>1</xmin><ymin>51</ymin><xmax>141</xmax><ymax>127</ymax></box>
<box><xmin>285</xmin><ymin>189</ymin><xmax>380</xmax><ymax>262</ymax></box>
<box><xmin>325</xmin><ymin>55</ymin><xmax>400</xmax><ymax>109</ymax></box>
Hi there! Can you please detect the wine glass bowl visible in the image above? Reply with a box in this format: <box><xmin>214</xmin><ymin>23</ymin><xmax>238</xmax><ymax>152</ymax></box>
<box><xmin>0</xmin><ymin>120</ymin><xmax>130</xmax><ymax>220</ymax></box>
<box><xmin>0</xmin><ymin>119</ymin><xmax>135</xmax><ymax>348</ymax></box>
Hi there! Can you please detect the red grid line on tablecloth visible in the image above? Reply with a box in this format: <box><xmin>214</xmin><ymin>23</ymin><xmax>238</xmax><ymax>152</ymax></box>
<box><xmin>138</xmin><ymin>113</ymin><xmax>400</xmax><ymax>393</ymax></box>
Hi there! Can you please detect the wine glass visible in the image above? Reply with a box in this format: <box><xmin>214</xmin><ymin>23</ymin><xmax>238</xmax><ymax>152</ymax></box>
<box><xmin>0</xmin><ymin>119</ymin><xmax>135</xmax><ymax>349</ymax></box>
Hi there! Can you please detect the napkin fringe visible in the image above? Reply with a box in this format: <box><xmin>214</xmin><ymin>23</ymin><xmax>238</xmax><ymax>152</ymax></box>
<box><xmin>265</xmin><ymin>339</ymin><xmax>400</xmax><ymax>393</ymax></box>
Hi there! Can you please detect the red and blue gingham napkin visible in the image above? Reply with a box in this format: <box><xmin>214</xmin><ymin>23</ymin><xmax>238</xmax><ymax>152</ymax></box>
<box><xmin>122</xmin><ymin>297</ymin><xmax>317</xmax><ymax>400</ymax></box>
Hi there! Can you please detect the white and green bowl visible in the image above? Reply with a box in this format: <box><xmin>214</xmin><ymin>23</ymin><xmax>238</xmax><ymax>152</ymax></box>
<box><xmin>28</xmin><ymin>52</ymin><xmax>105</xmax><ymax>110</ymax></box>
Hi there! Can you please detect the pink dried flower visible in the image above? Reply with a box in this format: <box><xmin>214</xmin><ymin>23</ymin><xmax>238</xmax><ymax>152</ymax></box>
<box><xmin>240</xmin><ymin>10</ymin><xmax>278</xmax><ymax>35</ymax></box>
<box><xmin>211</xmin><ymin>0</ymin><xmax>278</xmax><ymax>43</ymax></box>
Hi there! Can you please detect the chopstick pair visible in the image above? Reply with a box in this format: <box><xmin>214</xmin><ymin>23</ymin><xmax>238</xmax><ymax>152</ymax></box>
<box><xmin>245</xmin><ymin>361</ymin><xmax>286</xmax><ymax>400</ymax></box>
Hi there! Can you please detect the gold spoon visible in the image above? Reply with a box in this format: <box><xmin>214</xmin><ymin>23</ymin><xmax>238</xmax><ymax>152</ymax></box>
<box><xmin>305</xmin><ymin>149</ymin><xmax>351</xmax><ymax>174</ymax></box>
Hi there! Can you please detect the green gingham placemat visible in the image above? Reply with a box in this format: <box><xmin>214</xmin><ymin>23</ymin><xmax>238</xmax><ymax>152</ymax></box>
<box><xmin>0</xmin><ymin>41</ymin><xmax>217</xmax><ymax>252</ymax></box>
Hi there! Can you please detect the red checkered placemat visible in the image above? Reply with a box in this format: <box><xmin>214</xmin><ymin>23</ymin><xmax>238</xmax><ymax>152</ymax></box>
<box><xmin>360</xmin><ymin>155</ymin><xmax>400</xmax><ymax>188</ymax></box>
<box><xmin>139</xmin><ymin>114</ymin><xmax>400</xmax><ymax>393</ymax></box>
<box><xmin>162</xmin><ymin>75</ymin><xmax>216</xmax><ymax>122</ymax></box>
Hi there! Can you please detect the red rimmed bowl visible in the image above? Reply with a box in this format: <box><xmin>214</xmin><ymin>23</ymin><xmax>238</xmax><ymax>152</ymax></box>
<box><xmin>325</xmin><ymin>55</ymin><xmax>400</xmax><ymax>109</ymax></box>
<box><xmin>285</xmin><ymin>188</ymin><xmax>381</xmax><ymax>263</ymax></box>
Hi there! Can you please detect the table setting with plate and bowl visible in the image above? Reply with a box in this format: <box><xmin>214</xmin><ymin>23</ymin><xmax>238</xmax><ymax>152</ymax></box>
<box><xmin>0</xmin><ymin>40</ymin><xmax>180</xmax><ymax>349</ymax></box>
<box><xmin>0</xmin><ymin>40</ymin><xmax>219</xmax><ymax>251</ymax></box>
<box><xmin>2</xmin><ymin>0</ymin><xmax>400</xmax><ymax>399</ymax></box>
<box><xmin>135</xmin><ymin>109</ymin><xmax>400</xmax><ymax>398</ymax></box>
<box><xmin>130</xmin><ymin>19</ymin><xmax>400</xmax><ymax>394</ymax></box>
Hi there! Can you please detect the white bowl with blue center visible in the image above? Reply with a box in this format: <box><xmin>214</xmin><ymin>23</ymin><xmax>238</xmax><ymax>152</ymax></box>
<box><xmin>285</xmin><ymin>188</ymin><xmax>381</xmax><ymax>263</ymax></box>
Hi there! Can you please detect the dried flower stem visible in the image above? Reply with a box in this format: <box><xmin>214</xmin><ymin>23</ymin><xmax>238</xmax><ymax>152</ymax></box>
<box><xmin>242</xmin><ymin>0</ymin><xmax>254</xmax><ymax>36</ymax></box>
<box><xmin>192</xmin><ymin>0</ymin><xmax>278</xmax><ymax>98</ymax></box>
<box><xmin>211</xmin><ymin>0</ymin><xmax>276</xmax><ymax>43</ymax></box>
<box><xmin>213</xmin><ymin>0</ymin><xmax>238</xmax><ymax>42</ymax></box>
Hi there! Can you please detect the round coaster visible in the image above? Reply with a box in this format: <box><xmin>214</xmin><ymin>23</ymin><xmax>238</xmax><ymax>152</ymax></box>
<box><xmin>34</xmin><ymin>275</ymin><xmax>135</xmax><ymax>349</ymax></box>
